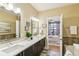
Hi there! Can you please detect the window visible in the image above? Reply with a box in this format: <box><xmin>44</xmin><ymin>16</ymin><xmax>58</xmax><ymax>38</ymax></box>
<box><xmin>48</xmin><ymin>21</ymin><xmax>60</xmax><ymax>35</ymax></box>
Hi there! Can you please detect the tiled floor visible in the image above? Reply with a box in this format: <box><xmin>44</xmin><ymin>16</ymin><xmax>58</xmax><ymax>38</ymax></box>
<box><xmin>40</xmin><ymin>45</ymin><xmax>60</xmax><ymax>56</ymax></box>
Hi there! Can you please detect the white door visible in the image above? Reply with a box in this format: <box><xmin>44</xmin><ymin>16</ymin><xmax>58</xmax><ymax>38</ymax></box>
<box><xmin>47</xmin><ymin>15</ymin><xmax>63</xmax><ymax>55</ymax></box>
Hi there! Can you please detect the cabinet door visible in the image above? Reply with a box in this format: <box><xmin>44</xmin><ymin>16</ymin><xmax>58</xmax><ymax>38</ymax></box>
<box><xmin>16</xmin><ymin>37</ymin><xmax>46</xmax><ymax>56</ymax></box>
<box><xmin>39</xmin><ymin>40</ymin><xmax>43</xmax><ymax>53</ymax></box>
<box><xmin>39</xmin><ymin>38</ymin><xmax>45</xmax><ymax>51</ymax></box>
<box><xmin>24</xmin><ymin>46</ymin><xmax>33</xmax><ymax>56</ymax></box>
<box><xmin>37</xmin><ymin>38</ymin><xmax>45</xmax><ymax>55</ymax></box>
<box><xmin>33</xmin><ymin>41</ymin><xmax>39</xmax><ymax>56</ymax></box>
<box><xmin>37</xmin><ymin>41</ymin><xmax>41</xmax><ymax>55</ymax></box>
<box><xmin>43</xmin><ymin>38</ymin><xmax>45</xmax><ymax>47</ymax></box>
<box><xmin>16</xmin><ymin>52</ymin><xmax>23</xmax><ymax>56</ymax></box>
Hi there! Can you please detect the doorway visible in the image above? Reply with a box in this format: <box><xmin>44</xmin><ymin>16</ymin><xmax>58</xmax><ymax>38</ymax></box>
<box><xmin>47</xmin><ymin>15</ymin><xmax>63</xmax><ymax>56</ymax></box>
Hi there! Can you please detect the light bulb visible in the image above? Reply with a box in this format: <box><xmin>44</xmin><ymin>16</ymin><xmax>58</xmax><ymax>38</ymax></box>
<box><xmin>16</xmin><ymin>8</ymin><xmax>21</xmax><ymax>13</ymax></box>
<box><xmin>14</xmin><ymin>8</ymin><xmax>21</xmax><ymax>14</ymax></box>
<box><xmin>5</xmin><ymin>4</ymin><xmax>13</xmax><ymax>10</ymax></box>
<box><xmin>0</xmin><ymin>3</ymin><xmax>4</xmax><ymax>7</ymax></box>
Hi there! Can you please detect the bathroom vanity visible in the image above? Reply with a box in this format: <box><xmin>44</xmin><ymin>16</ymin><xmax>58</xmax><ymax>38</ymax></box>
<box><xmin>0</xmin><ymin>35</ymin><xmax>46</xmax><ymax>56</ymax></box>
<box><xmin>16</xmin><ymin>37</ymin><xmax>45</xmax><ymax>56</ymax></box>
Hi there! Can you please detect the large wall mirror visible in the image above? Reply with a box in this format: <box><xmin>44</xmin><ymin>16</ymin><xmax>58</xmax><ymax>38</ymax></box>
<box><xmin>0</xmin><ymin>3</ymin><xmax>21</xmax><ymax>39</ymax></box>
<box><xmin>31</xmin><ymin>17</ymin><xmax>39</xmax><ymax>36</ymax></box>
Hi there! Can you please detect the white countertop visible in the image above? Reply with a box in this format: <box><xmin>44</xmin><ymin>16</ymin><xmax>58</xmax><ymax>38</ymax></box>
<box><xmin>0</xmin><ymin>35</ymin><xmax>46</xmax><ymax>56</ymax></box>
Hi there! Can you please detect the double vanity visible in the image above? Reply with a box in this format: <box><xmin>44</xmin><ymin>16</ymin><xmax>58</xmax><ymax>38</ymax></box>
<box><xmin>0</xmin><ymin>35</ymin><xmax>46</xmax><ymax>56</ymax></box>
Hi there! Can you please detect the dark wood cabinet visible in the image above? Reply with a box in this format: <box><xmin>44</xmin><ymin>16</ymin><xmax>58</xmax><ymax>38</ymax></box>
<box><xmin>16</xmin><ymin>51</ymin><xmax>24</xmax><ymax>56</ymax></box>
<box><xmin>33</xmin><ymin>42</ymin><xmax>39</xmax><ymax>56</ymax></box>
<box><xmin>16</xmin><ymin>37</ymin><xmax>46</xmax><ymax>56</ymax></box>
<box><xmin>24</xmin><ymin>46</ymin><xmax>34</xmax><ymax>56</ymax></box>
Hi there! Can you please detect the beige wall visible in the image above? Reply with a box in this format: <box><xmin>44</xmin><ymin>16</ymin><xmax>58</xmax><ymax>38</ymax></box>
<box><xmin>14</xmin><ymin>3</ymin><xmax>38</xmax><ymax>37</ymax></box>
<box><xmin>38</xmin><ymin>4</ymin><xmax>79</xmax><ymax>38</ymax></box>
<box><xmin>0</xmin><ymin>9</ymin><xmax>18</xmax><ymax>35</ymax></box>
<box><xmin>1</xmin><ymin>3</ymin><xmax>78</xmax><ymax>38</ymax></box>
<box><xmin>13</xmin><ymin>3</ymin><xmax>79</xmax><ymax>38</ymax></box>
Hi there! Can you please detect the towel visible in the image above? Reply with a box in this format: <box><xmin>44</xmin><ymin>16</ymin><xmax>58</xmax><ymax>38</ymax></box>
<box><xmin>65</xmin><ymin>50</ymin><xmax>73</xmax><ymax>56</ymax></box>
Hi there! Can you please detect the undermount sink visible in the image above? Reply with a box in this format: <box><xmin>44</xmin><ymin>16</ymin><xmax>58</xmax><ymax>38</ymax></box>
<box><xmin>0</xmin><ymin>43</ymin><xmax>14</xmax><ymax>50</ymax></box>
<box><xmin>2</xmin><ymin>45</ymin><xmax>24</xmax><ymax>53</ymax></box>
<box><xmin>1</xmin><ymin>37</ymin><xmax>35</xmax><ymax>54</ymax></box>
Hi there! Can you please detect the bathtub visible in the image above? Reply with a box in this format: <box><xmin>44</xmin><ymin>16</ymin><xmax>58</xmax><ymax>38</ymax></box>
<box><xmin>65</xmin><ymin>44</ymin><xmax>79</xmax><ymax>56</ymax></box>
<box><xmin>65</xmin><ymin>45</ymin><xmax>74</xmax><ymax>56</ymax></box>
<box><xmin>73</xmin><ymin>44</ymin><xmax>79</xmax><ymax>56</ymax></box>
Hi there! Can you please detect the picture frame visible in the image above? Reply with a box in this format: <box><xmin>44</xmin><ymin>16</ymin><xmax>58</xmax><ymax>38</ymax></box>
<box><xmin>25</xmin><ymin>21</ymin><xmax>30</xmax><ymax>31</ymax></box>
<box><xmin>42</xmin><ymin>24</ymin><xmax>47</xmax><ymax>28</ymax></box>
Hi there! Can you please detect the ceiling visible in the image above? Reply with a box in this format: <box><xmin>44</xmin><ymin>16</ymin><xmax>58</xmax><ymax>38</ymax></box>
<box><xmin>31</xmin><ymin>3</ymin><xmax>73</xmax><ymax>11</ymax></box>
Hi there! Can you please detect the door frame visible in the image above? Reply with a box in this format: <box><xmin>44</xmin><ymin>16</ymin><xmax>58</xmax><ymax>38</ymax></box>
<box><xmin>46</xmin><ymin>14</ymin><xmax>63</xmax><ymax>55</ymax></box>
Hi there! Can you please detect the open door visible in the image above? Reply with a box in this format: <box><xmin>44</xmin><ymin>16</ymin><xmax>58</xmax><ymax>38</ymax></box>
<box><xmin>47</xmin><ymin>14</ymin><xmax>63</xmax><ymax>56</ymax></box>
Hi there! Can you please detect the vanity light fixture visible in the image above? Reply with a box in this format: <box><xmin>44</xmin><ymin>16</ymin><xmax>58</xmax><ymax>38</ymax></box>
<box><xmin>5</xmin><ymin>3</ymin><xmax>13</xmax><ymax>11</ymax></box>
<box><xmin>0</xmin><ymin>3</ymin><xmax>21</xmax><ymax>14</ymax></box>
<box><xmin>14</xmin><ymin>8</ymin><xmax>21</xmax><ymax>14</ymax></box>
<box><xmin>0</xmin><ymin>3</ymin><xmax>5</xmax><ymax>7</ymax></box>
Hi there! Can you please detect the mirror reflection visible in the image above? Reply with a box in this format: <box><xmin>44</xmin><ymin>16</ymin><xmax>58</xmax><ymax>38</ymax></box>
<box><xmin>31</xmin><ymin>17</ymin><xmax>39</xmax><ymax>36</ymax></box>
